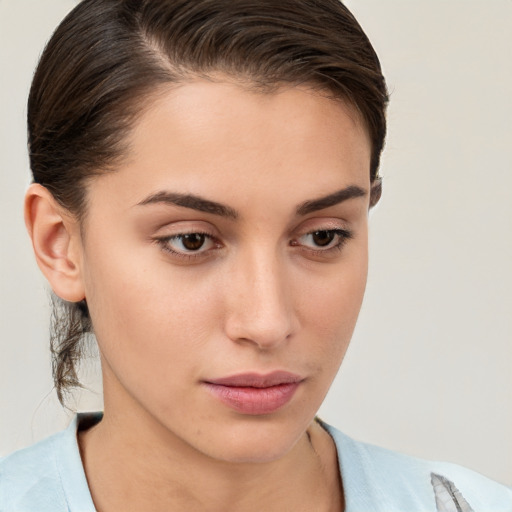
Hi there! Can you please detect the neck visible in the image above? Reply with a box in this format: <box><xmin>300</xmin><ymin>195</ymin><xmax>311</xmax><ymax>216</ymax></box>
<box><xmin>78</xmin><ymin>404</ymin><xmax>343</xmax><ymax>512</ymax></box>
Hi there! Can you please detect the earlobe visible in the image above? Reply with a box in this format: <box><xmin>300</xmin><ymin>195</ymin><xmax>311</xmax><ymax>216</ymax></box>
<box><xmin>24</xmin><ymin>184</ymin><xmax>85</xmax><ymax>302</ymax></box>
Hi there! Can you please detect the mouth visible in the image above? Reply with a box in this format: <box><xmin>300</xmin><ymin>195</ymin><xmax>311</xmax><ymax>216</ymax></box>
<box><xmin>203</xmin><ymin>371</ymin><xmax>303</xmax><ymax>415</ymax></box>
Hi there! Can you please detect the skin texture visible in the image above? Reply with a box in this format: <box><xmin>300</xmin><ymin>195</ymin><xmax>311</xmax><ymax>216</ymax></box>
<box><xmin>25</xmin><ymin>80</ymin><xmax>372</xmax><ymax>511</ymax></box>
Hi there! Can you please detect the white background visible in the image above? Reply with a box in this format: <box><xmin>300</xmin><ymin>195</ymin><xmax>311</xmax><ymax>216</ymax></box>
<box><xmin>1</xmin><ymin>0</ymin><xmax>511</xmax><ymax>485</ymax></box>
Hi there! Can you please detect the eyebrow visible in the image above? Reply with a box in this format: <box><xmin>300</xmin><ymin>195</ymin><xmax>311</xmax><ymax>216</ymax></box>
<box><xmin>137</xmin><ymin>184</ymin><xmax>368</xmax><ymax>219</ymax></box>
<box><xmin>296</xmin><ymin>185</ymin><xmax>367</xmax><ymax>215</ymax></box>
<box><xmin>138</xmin><ymin>191</ymin><xmax>239</xmax><ymax>219</ymax></box>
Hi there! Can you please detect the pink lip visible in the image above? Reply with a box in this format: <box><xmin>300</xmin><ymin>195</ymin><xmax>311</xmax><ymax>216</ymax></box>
<box><xmin>204</xmin><ymin>371</ymin><xmax>303</xmax><ymax>415</ymax></box>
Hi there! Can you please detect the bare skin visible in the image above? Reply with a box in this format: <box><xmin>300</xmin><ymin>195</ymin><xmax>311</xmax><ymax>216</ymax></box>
<box><xmin>78</xmin><ymin>416</ymin><xmax>343</xmax><ymax>512</ymax></box>
<box><xmin>26</xmin><ymin>79</ymin><xmax>372</xmax><ymax>511</ymax></box>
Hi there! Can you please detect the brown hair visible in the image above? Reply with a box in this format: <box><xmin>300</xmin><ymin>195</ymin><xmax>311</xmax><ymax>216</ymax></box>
<box><xmin>28</xmin><ymin>0</ymin><xmax>388</xmax><ymax>405</ymax></box>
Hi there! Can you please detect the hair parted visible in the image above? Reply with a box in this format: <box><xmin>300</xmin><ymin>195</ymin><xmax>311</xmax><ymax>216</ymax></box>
<box><xmin>28</xmin><ymin>0</ymin><xmax>388</xmax><ymax>406</ymax></box>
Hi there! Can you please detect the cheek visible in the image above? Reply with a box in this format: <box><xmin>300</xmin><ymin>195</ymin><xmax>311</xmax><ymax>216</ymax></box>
<box><xmin>297</xmin><ymin>241</ymin><xmax>368</xmax><ymax>363</ymax></box>
<box><xmin>302</xmin><ymin>244</ymin><xmax>367</xmax><ymax>324</ymax></box>
<box><xmin>81</xmin><ymin>236</ymin><xmax>222</xmax><ymax>384</ymax></box>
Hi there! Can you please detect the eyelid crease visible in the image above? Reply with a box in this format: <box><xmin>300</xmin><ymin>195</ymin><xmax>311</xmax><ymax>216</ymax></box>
<box><xmin>153</xmin><ymin>225</ymin><xmax>353</xmax><ymax>263</ymax></box>
<box><xmin>153</xmin><ymin>231</ymin><xmax>222</xmax><ymax>261</ymax></box>
<box><xmin>290</xmin><ymin>228</ymin><xmax>353</xmax><ymax>254</ymax></box>
<box><xmin>151</xmin><ymin>219</ymin><xmax>221</xmax><ymax>238</ymax></box>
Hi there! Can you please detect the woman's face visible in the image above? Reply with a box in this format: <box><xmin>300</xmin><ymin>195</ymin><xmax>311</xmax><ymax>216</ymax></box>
<box><xmin>78</xmin><ymin>80</ymin><xmax>371</xmax><ymax>462</ymax></box>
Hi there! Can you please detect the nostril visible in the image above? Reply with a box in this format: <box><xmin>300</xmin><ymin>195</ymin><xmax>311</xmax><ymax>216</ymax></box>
<box><xmin>224</xmin><ymin>306</ymin><xmax>295</xmax><ymax>349</ymax></box>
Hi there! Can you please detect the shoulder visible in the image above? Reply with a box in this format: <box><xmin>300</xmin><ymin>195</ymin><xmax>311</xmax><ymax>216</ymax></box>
<box><xmin>0</xmin><ymin>430</ymin><xmax>69</xmax><ymax>511</ymax></box>
<box><xmin>0</xmin><ymin>413</ymin><xmax>99</xmax><ymax>512</ymax></box>
<box><xmin>322</xmin><ymin>421</ymin><xmax>512</xmax><ymax>512</ymax></box>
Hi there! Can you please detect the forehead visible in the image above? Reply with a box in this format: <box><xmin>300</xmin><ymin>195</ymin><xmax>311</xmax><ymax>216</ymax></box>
<box><xmin>132</xmin><ymin>79</ymin><xmax>370</xmax><ymax>155</ymax></box>
<box><xmin>88</xmin><ymin>80</ymin><xmax>371</xmax><ymax>213</ymax></box>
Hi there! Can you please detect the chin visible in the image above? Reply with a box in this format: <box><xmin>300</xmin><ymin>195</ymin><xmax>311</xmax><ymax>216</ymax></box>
<box><xmin>195</xmin><ymin>414</ymin><xmax>311</xmax><ymax>464</ymax></box>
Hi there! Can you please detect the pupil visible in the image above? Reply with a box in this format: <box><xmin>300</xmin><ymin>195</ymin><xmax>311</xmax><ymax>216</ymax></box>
<box><xmin>182</xmin><ymin>234</ymin><xmax>205</xmax><ymax>251</ymax></box>
<box><xmin>312</xmin><ymin>230</ymin><xmax>334</xmax><ymax>247</ymax></box>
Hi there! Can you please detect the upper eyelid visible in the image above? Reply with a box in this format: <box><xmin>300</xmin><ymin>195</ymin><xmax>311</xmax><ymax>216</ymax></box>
<box><xmin>164</xmin><ymin>230</ymin><xmax>214</xmax><ymax>238</ymax></box>
<box><xmin>154</xmin><ymin>228</ymin><xmax>351</xmax><ymax>262</ymax></box>
<box><xmin>294</xmin><ymin>228</ymin><xmax>352</xmax><ymax>246</ymax></box>
<box><xmin>299</xmin><ymin>228</ymin><xmax>352</xmax><ymax>238</ymax></box>
<box><xmin>152</xmin><ymin>217</ymin><xmax>352</xmax><ymax>243</ymax></box>
<box><xmin>151</xmin><ymin>213</ymin><xmax>349</xmax><ymax>230</ymax></box>
<box><xmin>157</xmin><ymin>231</ymin><xmax>218</xmax><ymax>246</ymax></box>
<box><xmin>153</xmin><ymin>221</ymin><xmax>219</xmax><ymax>237</ymax></box>
<box><xmin>154</xmin><ymin>233</ymin><xmax>219</xmax><ymax>260</ymax></box>
<box><xmin>293</xmin><ymin>218</ymin><xmax>351</xmax><ymax>237</ymax></box>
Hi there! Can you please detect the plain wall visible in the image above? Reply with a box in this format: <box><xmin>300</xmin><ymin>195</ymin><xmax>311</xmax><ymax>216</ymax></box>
<box><xmin>1</xmin><ymin>0</ymin><xmax>511</xmax><ymax>485</ymax></box>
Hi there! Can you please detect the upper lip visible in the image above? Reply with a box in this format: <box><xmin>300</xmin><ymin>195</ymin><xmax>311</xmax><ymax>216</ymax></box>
<box><xmin>205</xmin><ymin>371</ymin><xmax>303</xmax><ymax>388</ymax></box>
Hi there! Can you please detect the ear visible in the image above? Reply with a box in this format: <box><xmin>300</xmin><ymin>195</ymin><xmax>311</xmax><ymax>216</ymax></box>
<box><xmin>24</xmin><ymin>184</ymin><xmax>86</xmax><ymax>302</ymax></box>
<box><xmin>369</xmin><ymin>177</ymin><xmax>382</xmax><ymax>208</ymax></box>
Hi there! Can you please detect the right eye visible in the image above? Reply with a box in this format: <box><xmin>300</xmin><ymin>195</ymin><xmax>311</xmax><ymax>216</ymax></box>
<box><xmin>155</xmin><ymin>232</ymin><xmax>219</xmax><ymax>258</ymax></box>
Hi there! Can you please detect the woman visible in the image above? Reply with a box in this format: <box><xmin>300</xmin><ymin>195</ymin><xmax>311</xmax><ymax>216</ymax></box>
<box><xmin>1</xmin><ymin>0</ymin><xmax>510</xmax><ymax>510</ymax></box>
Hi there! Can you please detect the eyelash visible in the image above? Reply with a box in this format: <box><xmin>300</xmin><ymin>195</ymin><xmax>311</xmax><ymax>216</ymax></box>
<box><xmin>154</xmin><ymin>228</ymin><xmax>353</xmax><ymax>261</ymax></box>
<box><xmin>154</xmin><ymin>231</ymin><xmax>220</xmax><ymax>261</ymax></box>
<box><xmin>292</xmin><ymin>229</ymin><xmax>353</xmax><ymax>256</ymax></box>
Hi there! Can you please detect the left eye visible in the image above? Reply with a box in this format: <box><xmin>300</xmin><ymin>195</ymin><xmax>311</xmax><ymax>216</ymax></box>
<box><xmin>295</xmin><ymin>229</ymin><xmax>350</xmax><ymax>250</ymax></box>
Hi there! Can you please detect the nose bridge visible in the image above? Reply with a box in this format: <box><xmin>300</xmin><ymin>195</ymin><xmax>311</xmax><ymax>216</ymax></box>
<box><xmin>225</xmin><ymin>243</ymin><xmax>295</xmax><ymax>348</ymax></box>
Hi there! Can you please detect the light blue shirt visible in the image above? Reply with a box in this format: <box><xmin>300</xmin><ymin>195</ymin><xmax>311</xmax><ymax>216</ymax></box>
<box><xmin>1</xmin><ymin>412</ymin><xmax>511</xmax><ymax>511</ymax></box>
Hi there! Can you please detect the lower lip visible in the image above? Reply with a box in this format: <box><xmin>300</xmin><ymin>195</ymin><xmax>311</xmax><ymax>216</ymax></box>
<box><xmin>204</xmin><ymin>382</ymin><xmax>301</xmax><ymax>415</ymax></box>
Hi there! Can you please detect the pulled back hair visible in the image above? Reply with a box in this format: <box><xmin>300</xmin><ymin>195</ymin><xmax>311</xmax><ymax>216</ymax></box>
<box><xmin>28</xmin><ymin>0</ymin><xmax>388</xmax><ymax>405</ymax></box>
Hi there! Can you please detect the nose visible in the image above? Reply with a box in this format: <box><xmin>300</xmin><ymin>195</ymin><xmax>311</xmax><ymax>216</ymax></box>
<box><xmin>223</xmin><ymin>247</ymin><xmax>297</xmax><ymax>350</ymax></box>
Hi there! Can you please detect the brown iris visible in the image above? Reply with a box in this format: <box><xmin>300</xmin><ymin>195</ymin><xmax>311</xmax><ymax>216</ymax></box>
<box><xmin>311</xmin><ymin>230</ymin><xmax>335</xmax><ymax>247</ymax></box>
<box><xmin>181</xmin><ymin>233</ymin><xmax>206</xmax><ymax>251</ymax></box>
